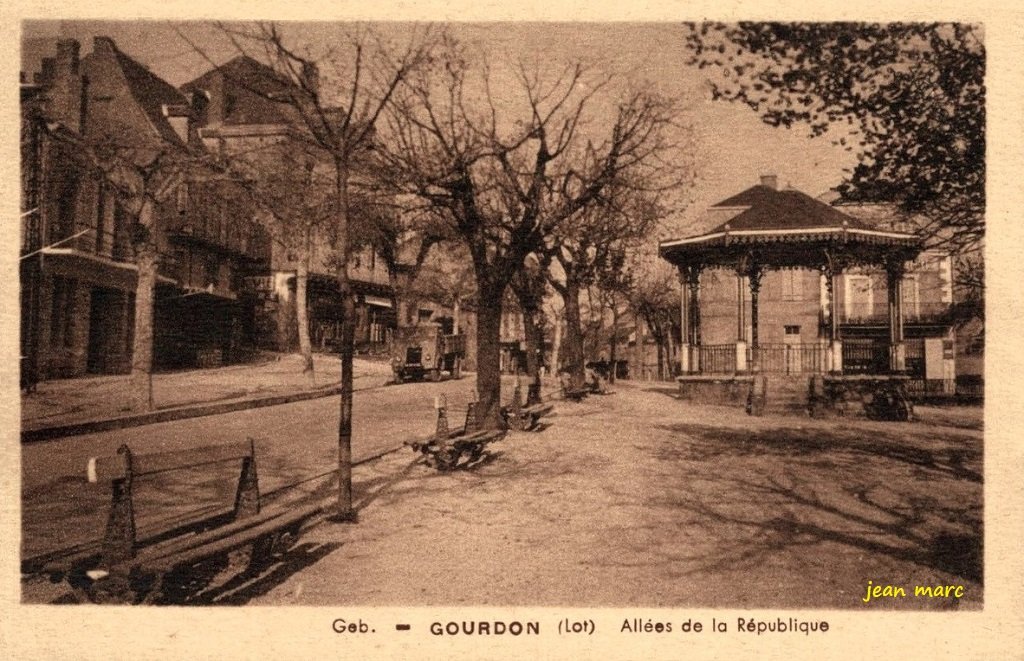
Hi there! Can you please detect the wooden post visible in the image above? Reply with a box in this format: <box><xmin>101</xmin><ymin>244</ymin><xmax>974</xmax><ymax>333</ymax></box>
<box><xmin>464</xmin><ymin>401</ymin><xmax>478</xmax><ymax>434</ymax></box>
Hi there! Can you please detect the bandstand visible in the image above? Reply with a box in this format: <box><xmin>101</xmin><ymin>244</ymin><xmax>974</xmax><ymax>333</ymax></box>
<box><xmin>658</xmin><ymin>181</ymin><xmax>922</xmax><ymax>417</ymax></box>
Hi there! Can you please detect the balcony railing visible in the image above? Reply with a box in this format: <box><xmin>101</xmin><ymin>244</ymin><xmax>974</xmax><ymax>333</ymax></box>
<box><xmin>840</xmin><ymin>301</ymin><xmax>952</xmax><ymax>325</ymax></box>
<box><xmin>39</xmin><ymin>223</ymin><xmax>133</xmax><ymax>263</ymax></box>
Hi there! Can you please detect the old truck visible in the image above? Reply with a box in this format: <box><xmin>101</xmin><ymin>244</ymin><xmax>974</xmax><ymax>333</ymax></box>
<box><xmin>390</xmin><ymin>323</ymin><xmax>466</xmax><ymax>383</ymax></box>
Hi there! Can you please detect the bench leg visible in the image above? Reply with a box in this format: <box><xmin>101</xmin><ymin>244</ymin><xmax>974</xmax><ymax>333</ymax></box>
<box><xmin>101</xmin><ymin>477</ymin><xmax>137</xmax><ymax>568</ymax></box>
<box><xmin>87</xmin><ymin>571</ymin><xmax>138</xmax><ymax>604</ymax></box>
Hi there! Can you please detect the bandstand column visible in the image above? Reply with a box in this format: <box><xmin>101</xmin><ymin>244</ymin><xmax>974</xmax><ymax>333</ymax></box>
<box><xmin>735</xmin><ymin>271</ymin><xmax>748</xmax><ymax>372</ymax></box>
<box><xmin>823</xmin><ymin>251</ymin><xmax>843</xmax><ymax>373</ymax></box>
<box><xmin>687</xmin><ymin>266</ymin><xmax>702</xmax><ymax>373</ymax></box>
<box><xmin>747</xmin><ymin>263</ymin><xmax>762</xmax><ymax>370</ymax></box>
<box><xmin>887</xmin><ymin>259</ymin><xmax>907</xmax><ymax>373</ymax></box>
<box><xmin>678</xmin><ymin>267</ymin><xmax>691</xmax><ymax>373</ymax></box>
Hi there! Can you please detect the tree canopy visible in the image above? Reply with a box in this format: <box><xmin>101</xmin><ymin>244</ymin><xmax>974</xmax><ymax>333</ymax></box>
<box><xmin>684</xmin><ymin>22</ymin><xmax>985</xmax><ymax>255</ymax></box>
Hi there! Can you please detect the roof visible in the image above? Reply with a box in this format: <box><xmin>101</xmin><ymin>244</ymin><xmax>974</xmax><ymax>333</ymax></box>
<box><xmin>659</xmin><ymin>182</ymin><xmax>922</xmax><ymax>268</ymax></box>
<box><xmin>106</xmin><ymin>39</ymin><xmax>190</xmax><ymax>145</ymax></box>
<box><xmin>181</xmin><ymin>56</ymin><xmax>296</xmax><ymax>126</ymax></box>
<box><xmin>708</xmin><ymin>185</ymin><xmax>873</xmax><ymax>234</ymax></box>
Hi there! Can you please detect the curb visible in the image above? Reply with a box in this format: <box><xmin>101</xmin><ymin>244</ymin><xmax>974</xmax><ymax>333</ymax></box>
<box><xmin>21</xmin><ymin>384</ymin><xmax>344</xmax><ymax>444</ymax></box>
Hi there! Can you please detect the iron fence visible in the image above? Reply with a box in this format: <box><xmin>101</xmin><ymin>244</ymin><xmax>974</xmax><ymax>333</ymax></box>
<box><xmin>698</xmin><ymin>344</ymin><xmax>736</xmax><ymax>374</ymax></box>
<box><xmin>750</xmin><ymin>343</ymin><xmax>826</xmax><ymax>374</ymax></box>
<box><xmin>842</xmin><ymin>339</ymin><xmax>889</xmax><ymax>374</ymax></box>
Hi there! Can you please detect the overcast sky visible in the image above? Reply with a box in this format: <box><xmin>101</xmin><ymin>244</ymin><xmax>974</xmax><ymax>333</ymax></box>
<box><xmin>22</xmin><ymin>20</ymin><xmax>859</xmax><ymax>235</ymax></box>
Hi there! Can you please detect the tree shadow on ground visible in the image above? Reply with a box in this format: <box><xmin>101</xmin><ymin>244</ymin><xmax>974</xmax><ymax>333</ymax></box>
<box><xmin>655</xmin><ymin>471</ymin><xmax>982</xmax><ymax>588</ymax></box>
<box><xmin>648</xmin><ymin>420</ymin><xmax>983</xmax><ymax>593</ymax></box>
<box><xmin>657</xmin><ymin>422</ymin><xmax>981</xmax><ymax>484</ymax></box>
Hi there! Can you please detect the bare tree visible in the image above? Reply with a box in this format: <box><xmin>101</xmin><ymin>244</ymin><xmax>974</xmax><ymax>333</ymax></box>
<box><xmin>90</xmin><ymin>138</ymin><xmax>196</xmax><ymax>411</ymax></box>
<box><xmin>193</xmin><ymin>21</ymin><xmax>436</xmax><ymax>520</ymax></box>
<box><xmin>547</xmin><ymin>184</ymin><xmax>670</xmax><ymax>389</ymax></box>
<box><xmin>624</xmin><ymin>248</ymin><xmax>682</xmax><ymax>381</ymax></box>
<box><xmin>378</xmin><ymin>37</ymin><xmax>682</xmax><ymax>427</ymax></box>
<box><xmin>508</xmin><ymin>252</ymin><xmax>552</xmax><ymax>390</ymax></box>
<box><xmin>221</xmin><ymin>136</ymin><xmax>335</xmax><ymax>384</ymax></box>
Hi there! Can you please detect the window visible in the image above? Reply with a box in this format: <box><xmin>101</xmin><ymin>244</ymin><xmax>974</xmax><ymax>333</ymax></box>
<box><xmin>845</xmin><ymin>275</ymin><xmax>873</xmax><ymax>320</ymax></box>
<box><xmin>784</xmin><ymin>325</ymin><xmax>801</xmax><ymax>336</ymax></box>
<box><xmin>902</xmin><ymin>275</ymin><xmax>920</xmax><ymax>319</ymax></box>
<box><xmin>781</xmin><ymin>270</ymin><xmax>804</xmax><ymax>302</ymax></box>
<box><xmin>54</xmin><ymin>173</ymin><xmax>80</xmax><ymax>241</ymax></box>
<box><xmin>50</xmin><ymin>277</ymin><xmax>76</xmax><ymax>348</ymax></box>
<box><xmin>95</xmin><ymin>182</ymin><xmax>107</xmax><ymax>254</ymax></box>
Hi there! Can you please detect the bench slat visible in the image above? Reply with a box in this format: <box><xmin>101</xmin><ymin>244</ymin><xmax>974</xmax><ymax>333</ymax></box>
<box><xmin>87</xmin><ymin>439</ymin><xmax>254</xmax><ymax>483</ymax></box>
<box><xmin>144</xmin><ymin>501</ymin><xmax>324</xmax><ymax>574</ymax></box>
<box><xmin>117</xmin><ymin>501</ymin><xmax>302</xmax><ymax>570</ymax></box>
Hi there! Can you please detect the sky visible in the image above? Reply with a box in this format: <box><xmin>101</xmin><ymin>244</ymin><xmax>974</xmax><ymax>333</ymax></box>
<box><xmin>22</xmin><ymin>20</ymin><xmax>860</xmax><ymax>237</ymax></box>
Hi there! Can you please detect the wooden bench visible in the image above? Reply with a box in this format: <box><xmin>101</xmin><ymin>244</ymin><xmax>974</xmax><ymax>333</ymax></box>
<box><xmin>510</xmin><ymin>402</ymin><xmax>554</xmax><ymax>431</ymax></box>
<box><xmin>408</xmin><ymin>428</ymin><xmax>506</xmax><ymax>471</ymax></box>
<box><xmin>562</xmin><ymin>387</ymin><xmax>589</xmax><ymax>402</ymax></box>
<box><xmin>407</xmin><ymin>401</ymin><xmax>505</xmax><ymax>471</ymax></box>
<box><xmin>41</xmin><ymin>439</ymin><xmax>323</xmax><ymax>604</ymax></box>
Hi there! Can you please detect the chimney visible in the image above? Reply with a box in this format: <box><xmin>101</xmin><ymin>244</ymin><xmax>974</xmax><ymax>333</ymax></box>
<box><xmin>759</xmin><ymin>174</ymin><xmax>778</xmax><ymax>190</ymax></box>
<box><xmin>56</xmin><ymin>39</ymin><xmax>80</xmax><ymax>75</ymax></box>
<box><xmin>49</xmin><ymin>40</ymin><xmax>83</xmax><ymax>132</ymax></box>
<box><xmin>35</xmin><ymin>57</ymin><xmax>55</xmax><ymax>86</ymax></box>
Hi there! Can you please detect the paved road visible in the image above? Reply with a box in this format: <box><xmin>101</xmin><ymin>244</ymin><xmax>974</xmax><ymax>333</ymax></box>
<box><xmin>22</xmin><ymin>374</ymin><xmax>533</xmax><ymax>560</ymax></box>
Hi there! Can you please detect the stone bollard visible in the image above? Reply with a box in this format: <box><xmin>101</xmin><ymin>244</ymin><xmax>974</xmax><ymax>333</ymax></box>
<box><xmin>527</xmin><ymin>381</ymin><xmax>542</xmax><ymax>406</ymax></box>
<box><xmin>464</xmin><ymin>401</ymin><xmax>478</xmax><ymax>434</ymax></box>
<box><xmin>435</xmin><ymin>394</ymin><xmax>449</xmax><ymax>440</ymax></box>
<box><xmin>510</xmin><ymin>378</ymin><xmax>524</xmax><ymax>416</ymax></box>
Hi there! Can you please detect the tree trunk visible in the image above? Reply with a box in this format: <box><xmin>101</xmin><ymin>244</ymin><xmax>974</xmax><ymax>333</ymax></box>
<box><xmin>550</xmin><ymin>312</ymin><xmax>562</xmax><ymax>376</ymax></box>
<box><xmin>474</xmin><ymin>289</ymin><xmax>505</xmax><ymax>430</ymax></box>
<box><xmin>521</xmin><ymin>304</ymin><xmax>543</xmax><ymax>382</ymax></box>
<box><xmin>333</xmin><ymin>160</ymin><xmax>356</xmax><ymax>521</ymax></box>
<box><xmin>655</xmin><ymin>327</ymin><xmax>665</xmax><ymax>380</ymax></box>
<box><xmin>634</xmin><ymin>308</ymin><xmax>644</xmax><ymax>381</ymax></box>
<box><xmin>129</xmin><ymin>199</ymin><xmax>157</xmax><ymax>412</ymax></box>
<box><xmin>295</xmin><ymin>246</ymin><xmax>315</xmax><ymax>386</ymax></box>
<box><xmin>562</xmin><ymin>278</ymin><xmax>585</xmax><ymax>389</ymax></box>
<box><xmin>608</xmin><ymin>302</ymin><xmax>619</xmax><ymax>384</ymax></box>
<box><xmin>665</xmin><ymin>321</ymin><xmax>676</xmax><ymax>379</ymax></box>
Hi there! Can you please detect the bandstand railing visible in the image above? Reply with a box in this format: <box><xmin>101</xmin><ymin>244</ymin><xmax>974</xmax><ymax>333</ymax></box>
<box><xmin>841</xmin><ymin>339</ymin><xmax>889</xmax><ymax>375</ymax></box>
<box><xmin>698</xmin><ymin>344</ymin><xmax>737</xmax><ymax>374</ymax></box>
<box><xmin>749</xmin><ymin>343</ymin><xmax>827</xmax><ymax>374</ymax></box>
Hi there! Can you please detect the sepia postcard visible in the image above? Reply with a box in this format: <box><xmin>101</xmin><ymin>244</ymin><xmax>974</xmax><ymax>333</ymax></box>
<box><xmin>2</xmin><ymin>1</ymin><xmax>1022</xmax><ymax>659</ymax></box>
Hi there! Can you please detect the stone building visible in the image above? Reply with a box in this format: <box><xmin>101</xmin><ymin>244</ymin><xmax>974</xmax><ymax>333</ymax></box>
<box><xmin>20</xmin><ymin>37</ymin><xmax>271</xmax><ymax>385</ymax></box>
<box><xmin>180</xmin><ymin>56</ymin><xmax>398</xmax><ymax>355</ymax></box>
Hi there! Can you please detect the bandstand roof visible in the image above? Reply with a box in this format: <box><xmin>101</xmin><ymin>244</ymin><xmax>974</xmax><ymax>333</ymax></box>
<box><xmin>659</xmin><ymin>183</ymin><xmax>922</xmax><ymax>270</ymax></box>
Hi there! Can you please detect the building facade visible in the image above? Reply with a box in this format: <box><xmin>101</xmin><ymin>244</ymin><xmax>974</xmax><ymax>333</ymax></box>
<box><xmin>181</xmin><ymin>56</ymin><xmax>399</xmax><ymax>356</ymax></box>
<box><xmin>20</xmin><ymin>37</ymin><xmax>271</xmax><ymax>386</ymax></box>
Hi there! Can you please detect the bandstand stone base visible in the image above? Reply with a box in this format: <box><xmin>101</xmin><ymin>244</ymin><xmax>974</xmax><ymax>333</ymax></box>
<box><xmin>677</xmin><ymin>373</ymin><xmax>914</xmax><ymax>421</ymax></box>
<box><xmin>810</xmin><ymin>375</ymin><xmax>914</xmax><ymax>421</ymax></box>
<box><xmin>677</xmin><ymin>375</ymin><xmax>754</xmax><ymax>408</ymax></box>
